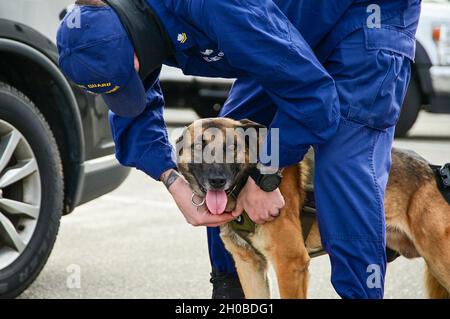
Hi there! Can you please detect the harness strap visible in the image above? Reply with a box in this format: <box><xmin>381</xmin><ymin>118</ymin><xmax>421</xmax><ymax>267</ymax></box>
<box><xmin>301</xmin><ymin>190</ymin><xmax>316</xmax><ymax>241</ymax></box>
<box><xmin>229</xmin><ymin>174</ymin><xmax>255</xmax><ymax>235</ymax></box>
<box><xmin>429</xmin><ymin>163</ymin><xmax>450</xmax><ymax>204</ymax></box>
<box><xmin>229</xmin><ymin>189</ymin><xmax>317</xmax><ymax>241</ymax></box>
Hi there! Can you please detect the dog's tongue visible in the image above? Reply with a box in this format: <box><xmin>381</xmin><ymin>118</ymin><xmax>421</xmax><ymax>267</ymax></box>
<box><xmin>206</xmin><ymin>190</ymin><xmax>228</xmax><ymax>215</ymax></box>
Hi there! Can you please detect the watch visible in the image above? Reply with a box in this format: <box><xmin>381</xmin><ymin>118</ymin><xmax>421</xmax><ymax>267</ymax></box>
<box><xmin>248</xmin><ymin>166</ymin><xmax>282</xmax><ymax>192</ymax></box>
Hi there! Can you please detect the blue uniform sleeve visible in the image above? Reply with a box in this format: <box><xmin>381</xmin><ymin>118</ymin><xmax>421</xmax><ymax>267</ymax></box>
<box><xmin>193</xmin><ymin>0</ymin><xmax>341</xmax><ymax>167</ymax></box>
<box><xmin>109</xmin><ymin>72</ymin><xmax>176</xmax><ymax>180</ymax></box>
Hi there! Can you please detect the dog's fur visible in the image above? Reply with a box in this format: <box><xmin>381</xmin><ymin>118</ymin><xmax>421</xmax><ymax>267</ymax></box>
<box><xmin>177</xmin><ymin>118</ymin><xmax>450</xmax><ymax>299</ymax></box>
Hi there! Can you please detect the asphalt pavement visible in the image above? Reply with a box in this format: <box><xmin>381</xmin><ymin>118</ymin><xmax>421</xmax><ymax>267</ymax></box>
<box><xmin>19</xmin><ymin>109</ymin><xmax>450</xmax><ymax>299</ymax></box>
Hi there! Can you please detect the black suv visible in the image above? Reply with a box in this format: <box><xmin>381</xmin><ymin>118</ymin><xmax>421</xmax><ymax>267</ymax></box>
<box><xmin>0</xmin><ymin>6</ymin><xmax>130</xmax><ymax>297</ymax></box>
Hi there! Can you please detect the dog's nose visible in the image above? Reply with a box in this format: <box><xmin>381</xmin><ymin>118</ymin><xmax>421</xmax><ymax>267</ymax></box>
<box><xmin>209</xmin><ymin>177</ymin><xmax>227</xmax><ymax>189</ymax></box>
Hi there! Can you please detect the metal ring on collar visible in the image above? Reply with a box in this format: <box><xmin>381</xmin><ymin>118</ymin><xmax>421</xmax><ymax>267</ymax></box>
<box><xmin>191</xmin><ymin>193</ymin><xmax>206</xmax><ymax>207</ymax></box>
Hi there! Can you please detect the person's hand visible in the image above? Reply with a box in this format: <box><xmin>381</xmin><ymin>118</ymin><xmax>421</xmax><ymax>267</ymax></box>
<box><xmin>231</xmin><ymin>177</ymin><xmax>285</xmax><ymax>224</ymax></box>
<box><xmin>134</xmin><ymin>53</ymin><xmax>140</xmax><ymax>72</ymax></box>
<box><xmin>162</xmin><ymin>169</ymin><xmax>235</xmax><ymax>227</ymax></box>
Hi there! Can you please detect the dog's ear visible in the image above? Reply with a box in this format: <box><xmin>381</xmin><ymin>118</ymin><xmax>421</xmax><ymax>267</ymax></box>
<box><xmin>239</xmin><ymin>119</ymin><xmax>266</xmax><ymax>130</ymax></box>
<box><xmin>175</xmin><ymin>131</ymin><xmax>184</xmax><ymax>146</ymax></box>
<box><xmin>238</xmin><ymin>120</ymin><xmax>266</xmax><ymax>157</ymax></box>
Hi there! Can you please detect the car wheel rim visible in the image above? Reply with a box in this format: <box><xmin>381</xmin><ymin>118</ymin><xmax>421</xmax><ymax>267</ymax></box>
<box><xmin>0</xmin><ymin>120</ymin><xmax>41</xmax><ymax>269</ymax></box>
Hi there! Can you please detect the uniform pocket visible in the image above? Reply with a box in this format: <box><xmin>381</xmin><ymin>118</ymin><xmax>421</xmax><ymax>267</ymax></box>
<box><xmin>346</xmin><ymin>48</ymin><xmax>410</xmax><ymax>130</ymax></box>
<box><xmin>356</xmin><ymin>26</ymin><xmax>414</xmax><ymax>130</ymax></box>
<box><xmin>327</xmin><ymin>27</ymin><xmax>413</xmax><ymax>131</ymax></box>
<box><xmin>364</xmin><ymin>26</ymin><xmax>416</xmax><ymax>61</ymax></box>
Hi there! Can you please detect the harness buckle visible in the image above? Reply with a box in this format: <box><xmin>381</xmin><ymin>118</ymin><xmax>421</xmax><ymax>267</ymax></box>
<box><xmin>439</xmin><ymin>164</ymin><xmax>450</xmax><ymax>188</ymax></box>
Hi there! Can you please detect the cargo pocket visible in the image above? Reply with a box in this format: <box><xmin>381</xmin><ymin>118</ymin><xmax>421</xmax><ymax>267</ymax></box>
<box><xmin>342</xmin><ymin>26</ymin><xmax>414</xmax><ymax>131</ymax></box>
<box><xmin>353</xmin><ymin>48</ymin><xmax>408</xmax><ymax>130</ymax></box>
<box><xmin>366</xmin><ymin>26</ymin><xmax>414</xmax><ymax>130</ymax></box>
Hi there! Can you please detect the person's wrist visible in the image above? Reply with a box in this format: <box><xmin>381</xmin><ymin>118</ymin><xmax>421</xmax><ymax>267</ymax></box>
<box><xmin>247</xmin><ymin>172</ymin><xmax>257</xmax><ymax>185</ymax></box>
<box><xmin>160</xmin><ymin>168</ymin><xmax>181</xmax><ymax>192</ymax></box>
<box><xmin>249</xmin><ymin>164</ymin><xmax>282</xmax><ymax>192</ymax></box>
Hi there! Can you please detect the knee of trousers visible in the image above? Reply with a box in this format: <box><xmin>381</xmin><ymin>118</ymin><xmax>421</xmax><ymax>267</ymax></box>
<box><xmin>313</xmin><ymin>119</ymin><xmax>393</xmax><ymax>243</ymax></box>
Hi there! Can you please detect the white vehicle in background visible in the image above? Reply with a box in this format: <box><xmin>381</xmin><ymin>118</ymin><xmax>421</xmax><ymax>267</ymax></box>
<box><xmin>396</xmin><ymin>0</ymin><xmax>450</xmax><ymax>136</ymax></box>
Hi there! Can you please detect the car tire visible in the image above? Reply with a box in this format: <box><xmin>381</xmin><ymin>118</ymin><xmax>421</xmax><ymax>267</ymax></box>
<box><xmin>0</xmin><ymin>82</ymin><xmax>63</xmax><ymax>299</ymax></box>
<box><xmin>395</xmin><ymin>76</ymin><xmax>421</xmax><ymax>137</ymax></box>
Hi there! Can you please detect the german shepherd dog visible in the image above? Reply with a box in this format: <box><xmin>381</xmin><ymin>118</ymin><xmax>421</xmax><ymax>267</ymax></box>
<box><xmin>176</xmin><ymin>118</ymin><xmax>450</xmax><ymax>299</ymax></box>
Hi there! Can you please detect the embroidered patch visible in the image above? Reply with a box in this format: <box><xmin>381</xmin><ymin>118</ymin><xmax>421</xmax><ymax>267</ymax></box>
<box><xmin>201</xmin><ymin>49</ymin><xmax>224</xmax><ymax>62</ymax></box>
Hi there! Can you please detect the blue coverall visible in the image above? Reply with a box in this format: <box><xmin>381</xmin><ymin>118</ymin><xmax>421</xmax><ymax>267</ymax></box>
<box><xmin>109</xmin><ymin>0</ymin><xmax>421</xmax><ymax>298</ymax></box>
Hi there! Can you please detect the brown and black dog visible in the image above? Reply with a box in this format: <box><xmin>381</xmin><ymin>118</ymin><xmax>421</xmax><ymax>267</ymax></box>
<box><xmin>176</xmin><ymin>118</ymin><xmax>450</xmax><ymax>299</ymax></box>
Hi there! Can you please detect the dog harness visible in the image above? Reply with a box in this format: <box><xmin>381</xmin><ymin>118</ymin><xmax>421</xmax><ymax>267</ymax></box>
<box><xmin>229</xmin><ymin>191</ymin><xmax>316</xmax><ymax>239</ymax></box>
<box><xmin>430</xmin><ymin>163</ymin><xmax>450</xmax><ymax>205</ymax></box>
<box><xmin>227</xmin><ymin>172</ymin><xmax>322</xmax><ymax>257</ymax></box>
<box><xmin>227</xmin><ymin>159</ymin><xmax>450</xmax><ymax>262</ymax></box>
<box><xmin>228</xmin><ymin>156</ymin><xmax>317</xmax><ymax>244</ymax></box>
